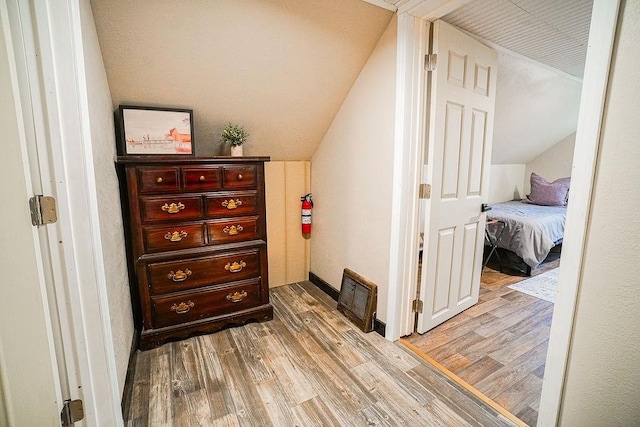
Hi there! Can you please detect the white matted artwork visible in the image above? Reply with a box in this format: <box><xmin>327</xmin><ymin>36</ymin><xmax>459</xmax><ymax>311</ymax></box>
<box><xmin>118</xmin><ymin>105</ymin><xmax>194</xmax><ymax>155</ymax></box>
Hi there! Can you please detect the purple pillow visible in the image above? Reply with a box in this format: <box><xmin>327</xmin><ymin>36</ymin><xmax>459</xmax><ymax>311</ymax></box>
<box><xmin>525</xmin><ymin>173</ymin><xmax>570</xmax><ymax>206</ymax></box>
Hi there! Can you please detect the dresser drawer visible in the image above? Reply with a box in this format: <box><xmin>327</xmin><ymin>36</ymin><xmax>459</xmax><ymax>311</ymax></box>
<box><xmin>138</xmin><ymin>167</ymin><xmax>180</xmax><ymax>193</ymax></box>
<box><xmin>182</xmin><ymin>167</ymin><xmax>221</xmax><ymax>191</ymax></box>
<box><xmin>151</xmin><ymin>278</ymin><xmax>262</xmax><ymax>328</ymax></box>
<box><xmin>207</xmin><ymin>216</ymin><xmax>260</xmax><ymax>243</ymax></box>
<box><xmin>206</xmin><ymin>191</ymin><xmax>258</xmax><ymax>217</ymax></box>
<box><xmin>143</xmin><ymin>223</ymin><xmax>206</xmax><ymax>253</ymax></box>
<box><xmin>222</xmin><ymin>165</ymin><xmax>257</xmax><ymax>189</ymax></box>
<box><xmin>147</xmin><ymin>248</ymin><xmax>262</xmax><ymax>294</ymax></box>
<box><xmin>140</xmin><ymin>195</ymin><xmax>203</xmax><ymax>222</ymax></box>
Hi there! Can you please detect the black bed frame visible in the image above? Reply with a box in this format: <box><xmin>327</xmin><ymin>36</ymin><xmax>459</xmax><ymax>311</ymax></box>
<box><xmin>483</xmin><ymin>243</ymin><xmax>562</xmax><ymax>277</ymax></box>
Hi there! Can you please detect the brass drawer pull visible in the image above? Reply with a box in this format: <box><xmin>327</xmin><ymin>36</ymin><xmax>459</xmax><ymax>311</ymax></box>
<box><xmin>226</xmin><ymin>291</ymin><xmax>247</xmax><ymax>303</ymax></box>
<box><xmin>164</xmin><ymin>230</ymin><xmax>188</xmax><ymax>242</ymax></box>
<box><xmin>225</xmin><ymin>261</ymin><xmax>246</xmax><ymax>273</ymax></box>
<box><xmin>161</xmin><ymin>202</ymin><xmax>185</xmax><ymax>214</ymax></box>
<box><xmin>167</xmin><ymin>269</ymin><xmax>192</xmax><ymax>282</ymax></box>
<box><xmin>156</xmin><ymin>177</ymin><xmax>163</xmax><ymax>183</ymax></box>
<box><xmin>170</xmin><ymin>300</ymin><xmax>194</xmax><ymax>314</ymax></box>
<box><xmin>237</xmin><ymin>174</ymin><xmax>243</xmax><ymax>181</ymax></box>
<box><xmin>222</xmin><ymin>225</ymin><xmax>243</xmax><ymax>235</ymax></box>
<box><xmin>199</xmin><ymin>175</ymin><xmax>206</xmax><ymax>182</ymax></box>
<box><xmin>222</xmin><ymin>199</ymin><xmax>243</xmax><ymax>210</ymax></box>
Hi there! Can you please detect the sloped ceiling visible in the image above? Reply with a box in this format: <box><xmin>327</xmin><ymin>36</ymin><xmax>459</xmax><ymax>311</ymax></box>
<box><xmin>90</xmin><ymin>0</ymin><xmax>393</xmax><ymax>160</ymax></box>
<box><xmin>440</xmin><ymin>0</ymin><xmax>591</xmax><ymax>163</ymax></box>
<box><xmin>491</xmin><ymin>51</ymin><xmax>582</xmax><ymax>164</ymax></box>
<box><xmin>441</xmin><ymin>0</ymin><xmax>592</xmax><ymax>78</ymax></box>
<box><xmin>375</xmin><ymin>0</ymin><xmax>591</xmax><ymax>164</ymax></box>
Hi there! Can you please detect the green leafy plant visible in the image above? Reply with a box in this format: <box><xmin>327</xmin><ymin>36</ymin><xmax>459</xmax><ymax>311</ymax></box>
<box><xmin>220</xmin><ymin>122</ymin><xmax>249</xmax><ymax>146</ymax></box>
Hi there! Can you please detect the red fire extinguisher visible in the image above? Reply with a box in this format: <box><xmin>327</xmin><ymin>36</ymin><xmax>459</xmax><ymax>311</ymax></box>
<box><xmin>301</xmin><ymin>193</ymin><xmax>313</xmax><ymax>234</ymax></box>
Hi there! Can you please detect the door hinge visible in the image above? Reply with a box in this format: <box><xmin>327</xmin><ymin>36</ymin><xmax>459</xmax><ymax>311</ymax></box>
<box><xmin>425</xmin><ymin>53</ymin><xmax>437</xmax><ymax>71</ymax></box>
<box><xmin>29</xmin><ymin>195</ymin><xmax>57</xmax><ymax>226</ymax></box>
<box><xmin>412</xmin><ymin>299</ymin><xmax>424</xmax><ymax>313</ymax></box>
<box><xmin>61</xmin><ymin>399</ymin><xmax>84</xmax><ymax>426</ymax></box>
<box><xmin>419</xmin><ymin>183</ymin><xmax>431</xmax><ymax>199</ymax></box>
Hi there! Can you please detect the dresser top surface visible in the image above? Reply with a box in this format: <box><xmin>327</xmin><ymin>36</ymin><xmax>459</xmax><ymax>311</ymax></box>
<box><xmin>116</xmin><ymin>155</ymin><xmax>270</xmax><ymax>165</ymax></box>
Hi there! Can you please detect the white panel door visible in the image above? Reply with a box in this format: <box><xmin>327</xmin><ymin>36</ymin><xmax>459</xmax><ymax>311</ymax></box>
<box><xmin>417</xmin><ymin>20</ymin><xmax>497</xmax><ymax>333</ymax></box>
<box><xmin>0</xmin><ymin>11</ymin><xmax>61</xmax><ymax>424</ymax></box>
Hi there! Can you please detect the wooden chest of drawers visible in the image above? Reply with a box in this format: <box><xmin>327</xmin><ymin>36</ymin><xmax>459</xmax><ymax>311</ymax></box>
<box><xmin>117</xmin><ymin>156</ymin><xmax>272</xmax><ymax>350</ymax></box>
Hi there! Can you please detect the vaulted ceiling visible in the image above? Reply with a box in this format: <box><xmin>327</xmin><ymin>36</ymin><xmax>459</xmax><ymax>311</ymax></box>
<box><xmin>90</xmin><ymin>0</ymin><xmax>393</xmax><ymax>160</ymax></box>
<box><xmin>373</xmin><ymin>0</ymin><xmax>592</xmax><ymax>164</ymax></box>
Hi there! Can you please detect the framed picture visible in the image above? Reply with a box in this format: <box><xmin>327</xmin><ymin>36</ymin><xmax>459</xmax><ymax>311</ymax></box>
<box><xmin>117</xmin><ymin>105</ymin><xmax>194</xmax><ymax>156</ymax></box>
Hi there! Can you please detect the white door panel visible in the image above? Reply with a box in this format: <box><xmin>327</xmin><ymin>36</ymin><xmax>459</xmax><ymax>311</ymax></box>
<box><xmin>417</xmin><ymin>20</ymin><xmax>497</xmax><ymax>333</ymax></box>
<box><xmin>0</xmin><ymin>8</ymin><xmax>61</xmax><ymax>423</ymax></box>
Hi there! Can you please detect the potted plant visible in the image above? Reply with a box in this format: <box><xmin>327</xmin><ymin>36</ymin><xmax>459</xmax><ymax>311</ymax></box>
<box><xmin>220</xmin><ymin>122</ymin><xmax>249</xmax><ymax>157</ymax></box>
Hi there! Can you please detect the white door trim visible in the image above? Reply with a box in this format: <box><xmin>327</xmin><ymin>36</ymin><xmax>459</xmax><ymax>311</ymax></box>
<box><xmin>386</xmin><ymin>0</ymin><xmax>620</xmax><ymax>424</ymax></box>
<box><xmin>538</xmin><ymin>1</ymin><xmax>620</xmax><ymax>424</ymax></box>
<box><xmin>386</xmin><ymin>12</ymin><xmax>428</xmax><ymax>340</ymax></box>
<box><xmin>8</xmin><ymin>0</ymin><xmax>123</xmax><ymax>424</ymax></box>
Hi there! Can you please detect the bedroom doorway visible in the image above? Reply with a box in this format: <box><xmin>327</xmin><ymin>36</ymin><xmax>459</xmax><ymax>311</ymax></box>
<box><xmin>387</xmin><ymin>0</ymin><xmax>619</xmax><ymax>425</ymax></box>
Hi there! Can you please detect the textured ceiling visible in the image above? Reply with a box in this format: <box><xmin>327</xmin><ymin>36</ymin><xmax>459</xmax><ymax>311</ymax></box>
<box><xmin>379</xmin><ymin>0</ymin><xmax>593</xmax><ymax>78</ymax></box>
<box><xmin>441</xmin><ymin>0</ymin><xmax>593</xmax><ymax>78</ymax></box>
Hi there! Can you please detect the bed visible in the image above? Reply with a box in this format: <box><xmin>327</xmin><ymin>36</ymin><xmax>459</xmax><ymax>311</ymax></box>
<box><xmin>485</xmin><ymin>200</ymin><xmax>567</xmax><ymax>275</ymax></box>
<box><xmin>485</xmin><ymin>172</ymin><xmax>570</xmax><ymax>275</ymax></box>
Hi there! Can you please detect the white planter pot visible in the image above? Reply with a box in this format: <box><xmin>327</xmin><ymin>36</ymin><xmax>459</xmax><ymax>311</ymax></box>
<box><xmin>230</xmin><ymin>145</ymin><xmax>243</xmax><ymax>157</ymax></box>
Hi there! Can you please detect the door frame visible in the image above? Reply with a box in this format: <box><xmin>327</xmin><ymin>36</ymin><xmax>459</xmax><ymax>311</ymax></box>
<box><xmin>385</xmin><ymin>0</ymin><xmax>620</xmax><ymax>424</ymax></box>
<box><xmin>5</xmin><ymin>0</ymin><xmax>123</xmax><ymax>424</ymax></box>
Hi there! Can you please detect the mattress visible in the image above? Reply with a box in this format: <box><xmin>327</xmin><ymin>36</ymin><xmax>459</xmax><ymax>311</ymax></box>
<box><xmin>486</xmin><ymin>201</ymin><xmax>566</xmax><ymax>268</ymax></box>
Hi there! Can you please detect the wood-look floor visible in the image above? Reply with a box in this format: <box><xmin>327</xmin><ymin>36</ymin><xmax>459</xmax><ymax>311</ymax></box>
<box><xmin>125</xmin><ymin>281</ymin><xmax>517</xmax><ymax>426</ymax></box>
<box><xmin>404</xmin><ymin>258</ymin><xmax>560</xmax><ymax>427</ymax></box>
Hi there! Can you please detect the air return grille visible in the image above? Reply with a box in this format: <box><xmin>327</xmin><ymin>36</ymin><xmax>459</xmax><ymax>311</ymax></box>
<box><xmin>337</xmin><ymin>268</ymin><xmax>377</xmax><ymax>333</ymax></box>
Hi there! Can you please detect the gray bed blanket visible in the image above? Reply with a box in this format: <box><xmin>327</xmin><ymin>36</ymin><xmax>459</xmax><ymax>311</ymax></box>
<box><xmin>486</xmin><ymin>201</ymin><xmax>566</xmax><ymax>268</ymax></box>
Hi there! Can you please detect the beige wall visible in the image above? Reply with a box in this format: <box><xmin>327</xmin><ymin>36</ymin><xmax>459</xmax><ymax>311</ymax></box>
<box><xmin>0</xmin><ymin>17</ymin><xmax>59</xmax><ymax>425</ymax></box>
<box><xmin>524</xmin><ymin>132</ymin><xmax>576</xmax><ymax>194</ymax></box>
<box><xmin>488</xmin><ymin>164</ymin><xmax>525</xmax><ymax>203</ymax></box>
<box><xmin>310</xmin><ymin>16</ymin><xmax>397</xmax><ymax>322</ymax></box>
<box><xmin>81</xmin><ymin>0</ymin><xmax>133</xmax><ymax>395</ymax></box>
<box><xmin>559</xmin><ymin>1</ymin><xmax>640</xmax><ymax>424</ymax></box>
<box><xmin>265</xmin><ymin>161</ymin><xmax>311</xmax><ymax>287</ymax></box>
<box><xmin>89</xmin><ymin>0</ymin><xmax>392</xmax><ymax>161</ymax></box>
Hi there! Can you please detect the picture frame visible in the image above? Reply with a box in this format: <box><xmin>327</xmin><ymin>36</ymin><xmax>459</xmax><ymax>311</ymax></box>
<box><xmin>117</xmin><ymin>105</ymin><xmax>195</xmax><ymax>156</ymax></box>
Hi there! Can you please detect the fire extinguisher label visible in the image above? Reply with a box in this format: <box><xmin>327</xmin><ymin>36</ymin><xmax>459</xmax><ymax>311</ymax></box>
<box><xmin>302</xmin><ymin>209</ymin><xmax>312</xmax><ymax>224</ymax></box>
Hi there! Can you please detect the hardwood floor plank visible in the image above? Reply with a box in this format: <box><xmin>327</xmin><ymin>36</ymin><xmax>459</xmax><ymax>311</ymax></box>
<box><xmin>428</xmin><ymin>331</ymin><xmax>487</xmax><ymax>361</ymax></box>
<box><xmin>439</xmin><ymin>353</ymin><xmax>474</xmax><ymax>373</ymax></box>
<box><xmin>404</xmin><ymin>264</ymin><xmax>559</xmax><ymax>426</ymax></box>
<box><xmin>489</xmin><ymin>325</ymin><xmax>551</xmax><ymax>365</ymax></box>
<box><xmin>463</xmin><ymin>295</ymin><xmax>511</xmax><ymax>317</ymax></box>
<box><xmin>218</xmin><ymin>334</ymin><xmax>273</xmax><ymax>426</ymax></box>
<box><xmin>197</xmin><ymin>332</ymin><xmax>238</xmax><ymax>421</ymax></box>
<box><xmin>475</xmin><ymin>341</ymin><xmax>550</xmax><ymax>399</ymax></box>
<box><xmin>342</xmin><ymin>329</ymin><xmax>422</xmax><ymax>376</ymax></box>
<box><xmin>126</xmin><ymin>349</ymin><xmax>150</xmax><ymax>424</ymax></box>
<box><xmin>229</xmin><ymin>325</ymin><xmax>273</xmax><ymax>383</ymax></box>
<box><xmin>255</xmin><ymin>378</ymin><xmax>299</xmax><ymax>426</ymax></box>
<box><xmin>126</xmin><ymin>282</ymin><xmax>516</xmax><ymax>427</ymax></box>
<box><xmin>515</xmin><ymin>406</ymin><xmax>539</xmax><ymax>427</ymax></box>
<box><xmin>407</xmin><ymin>363</ymin><xmax>515</xmax><ymax>427</ymax></box>
<box><xmin>492</xmin><ymin>373</ymin><xmax>544</xmax><ymax>418</ymax></box>
<box><xmin>169</xmin><ymin>340</ymin><xmax>214</xmax><ymax>426</ymax></box>
<box><xmin>291</xmin><ymin>397</ymin><xmax>343</xmax><ymax>427</ymax></box>
<box><xmin>261</xmin><ymin>334</ymin><xmax>317</xmax><ymax>405</ymax></box>
<box><xmin>459</xmin><ymin>330</ymin><xmax>515</xmax><ymax>363</ymax></box>
<box><xmin>147</xmin><ymin>350</ymin><xmax>172</xmax><ymax>426</ymax></box>
<box><xmin>352</xmin><ymin>361</ymin><xmax>437</xmax><ymax>425</ymax></box>
<box><xmin>456</xmin><ymin>356</ymin><xmax>505</xmax><ymax>385</ymax></box>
